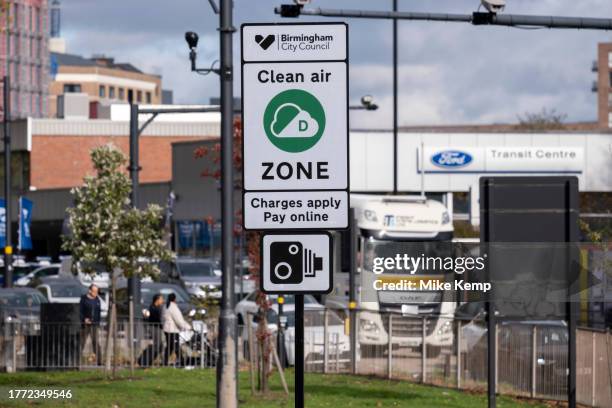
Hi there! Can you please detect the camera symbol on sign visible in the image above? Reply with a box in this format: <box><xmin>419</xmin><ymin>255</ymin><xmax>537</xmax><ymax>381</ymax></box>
<box><xmin>270</xmin><ymin>241</ymin><xmax>323</xmax><ymax>284</ymax></box>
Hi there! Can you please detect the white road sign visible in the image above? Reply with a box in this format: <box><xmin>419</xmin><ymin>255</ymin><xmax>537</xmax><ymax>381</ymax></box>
<box><xmin>241</xmin><ymin>23</ymin><xmax>349</xmax><ymax>230</ymax></box>
<box><xmin>261</xmin><ymin>233</ymin><xmax>332</xmax><ymax>294</ymax></box>
<box><xmin>244</xmin><ymin>191</ymin><xmax>348</xmax><ymax>229</ymax></box>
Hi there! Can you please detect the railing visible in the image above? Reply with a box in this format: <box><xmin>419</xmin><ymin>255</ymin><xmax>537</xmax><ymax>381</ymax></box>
<box><xmin>1</xmin><ymin>310</ymin><xmax>610</xmax><ymax>407</ymax></box>
<box><xmin>239</xmin><ymin>309</ymin><xmax>612</xmax><ymax>408</ymax></box>
<box><xmin>0</xmin><ymin>320</ymin><xmax>217</xmax><ymax>371</ymax></box>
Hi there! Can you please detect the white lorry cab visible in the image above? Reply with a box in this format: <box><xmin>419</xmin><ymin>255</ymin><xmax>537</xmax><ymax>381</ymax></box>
<box><xmin>326</xmin><ymin>194</ymin><xmax>455</xmax><ymax>356</ymax></box>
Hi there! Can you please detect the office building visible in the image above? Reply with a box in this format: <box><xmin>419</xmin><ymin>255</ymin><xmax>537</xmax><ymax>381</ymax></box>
<box><xmin>49</xmin><ymin>52</ymin><xmax>163</xmax><ymax>117</ymax></box>
<box><xmin>0</xmin><ymin>0</ymin><xmax>50</xmax><ymax>119</ymax></box>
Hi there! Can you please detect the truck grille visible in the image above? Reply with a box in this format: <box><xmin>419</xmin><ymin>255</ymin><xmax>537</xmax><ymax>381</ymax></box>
<box><xmin>380</xmin><ymin>313</ymin><xmax>438</xmax><ymax>337</ymax></box>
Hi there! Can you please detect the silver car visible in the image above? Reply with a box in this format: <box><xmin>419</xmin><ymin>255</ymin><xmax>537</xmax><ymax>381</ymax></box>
<box><xmin>175</xmin><ymin>259</ymin><xmax>222</xmax><ymax>299</ymax></box>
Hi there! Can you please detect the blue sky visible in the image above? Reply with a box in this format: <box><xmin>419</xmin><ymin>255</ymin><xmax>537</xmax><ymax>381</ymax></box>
<box><xmin>61</xmin><ymin>0</ymin><xmax>612</xmax><ymax>128</ymax></box>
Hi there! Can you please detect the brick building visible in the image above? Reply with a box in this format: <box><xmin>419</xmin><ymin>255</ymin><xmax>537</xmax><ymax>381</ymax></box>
<box><xmin>49</xmin><ymin>52</ymin><xmax>163</xmax><ymax>118</ymax></box>
<box><xmin>29</xmin><ymin>119</ymin><xmax>217</xmax><ymax>189</ymax></box>
<box><xmin>595</xmin><ymin>42</ymin><xmax>612</xmax><ymax>129</ymax></box>
<box><xmin>0</xmin><ymin>112</ymin><xmax>220</xmax><ymax>259</ymax></box>
<box><xmin>0</xmin><ymin>0</ymin><xmax>50</xmax><ymax>119</ymax></box>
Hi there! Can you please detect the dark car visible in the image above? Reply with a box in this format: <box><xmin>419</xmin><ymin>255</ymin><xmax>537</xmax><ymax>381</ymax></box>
<box><xmin>0</xmin><ymin>288</ymin><xmax>48</xmax><ymax>333</ymax></box>
<box><xmin>463</xmin><ymin>316</ymin><xmax>568</xmax><ymax>395</ymax></box>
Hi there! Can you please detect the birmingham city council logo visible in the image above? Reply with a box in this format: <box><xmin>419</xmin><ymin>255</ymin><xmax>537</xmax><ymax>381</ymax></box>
<box><xmin>263</xmin><ymin>89</ymin><xmax>326</xmax><ymax>153</ymax></box>
<box><xmin>255</xmin><ymin>34</ymin><xmax>275</xmax><ymax>50</ymax></box>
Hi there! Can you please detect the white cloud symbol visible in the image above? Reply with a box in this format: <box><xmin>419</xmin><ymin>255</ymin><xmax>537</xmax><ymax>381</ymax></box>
<box><xmin>271</xmin><ymin>103</ymin><xmax>319</xmax><ymax>139</ymax></box>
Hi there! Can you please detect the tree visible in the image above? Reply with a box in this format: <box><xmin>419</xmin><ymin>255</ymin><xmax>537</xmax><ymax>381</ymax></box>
<box><xmin>194</xmin><ymin>119</ymin><xmax>273</xmax><ymax>391</ymax></box>
<box><xmin>516</xmin><ymin>108</ymin><xmax>567</xmax><ymax>131</ymax></box>
<box><xmin>62</xmin><ymin>144</ymin><xmax>172</xmax><ymax>376</ymax></box>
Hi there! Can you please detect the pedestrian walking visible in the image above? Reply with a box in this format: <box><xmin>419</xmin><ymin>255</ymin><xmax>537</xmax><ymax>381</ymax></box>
<box><xmin>138</xmin><ymin>294</ymin><xmax>165</xmax><ymax>367</ymax></box>
<box><xmin>162</xmin><ymin>293</ymin><xmax>190</xmax><ymax>366</ymax></box>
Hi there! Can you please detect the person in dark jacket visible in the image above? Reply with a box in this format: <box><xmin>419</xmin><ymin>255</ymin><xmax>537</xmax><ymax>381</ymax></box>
<box><xmin>79</xmin><ymin>284</ymin><xmax>102</xmax><ymax>365</ymax></box>
<box><xmin>138</xmin><ymin>294</ymin><xmax>165</xmax><ymax>366</ymax></box>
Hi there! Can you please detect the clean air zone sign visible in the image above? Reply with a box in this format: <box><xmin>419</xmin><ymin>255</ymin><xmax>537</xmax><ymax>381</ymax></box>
<box><xmin>241</xmin><ymin>23</ymin><xmax>349</xmax><ymax>230</ymax></box>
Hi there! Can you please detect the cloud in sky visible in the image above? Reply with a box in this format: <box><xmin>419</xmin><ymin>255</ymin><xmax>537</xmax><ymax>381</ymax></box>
<box><xmin>61</xmin><ymin>0</ymin><xmax>612</xmax><ymax>128</ymax></box>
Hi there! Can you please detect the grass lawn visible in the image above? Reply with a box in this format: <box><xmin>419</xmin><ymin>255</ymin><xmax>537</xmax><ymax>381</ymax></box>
<box><xmin>0</xmin><ymin>368</ymin><xmax>548</xmax><ymax>408</ymax></box>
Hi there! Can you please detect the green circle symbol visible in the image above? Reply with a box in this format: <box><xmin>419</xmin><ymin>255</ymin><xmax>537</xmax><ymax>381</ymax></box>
<box><xmin>263</xmin><ymin>89</ymin><xmax>326</xmax><ymax>153</ymax></box>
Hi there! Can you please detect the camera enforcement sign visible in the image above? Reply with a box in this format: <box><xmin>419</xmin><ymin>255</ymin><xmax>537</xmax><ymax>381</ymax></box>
<box><xmin>261</xmin><ymin>232</ymin><xmax>332</xmax><ymax>294</ymax></box>
<box><xmin>241</xmin><ymin>23</ymin><xmax>349</xmax><ymax>231</ymax></box>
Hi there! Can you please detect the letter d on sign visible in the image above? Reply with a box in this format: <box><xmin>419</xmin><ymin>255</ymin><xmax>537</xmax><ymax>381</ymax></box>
<box><xmin>299</xmin><ymin>120</ymin><xmax>308</xmax><ymax>132</ymax></box>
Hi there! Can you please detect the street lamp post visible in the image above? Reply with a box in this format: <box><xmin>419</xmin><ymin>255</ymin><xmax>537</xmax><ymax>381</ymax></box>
<box><xmin>217</xmin><ymin>1</ymin><xmax>238</xmax><ymax>406</ymax></box>
<box><xmin>184</xmin><ymin>3</ymin><xmax>238</xmax><ymax>406</ymax></box>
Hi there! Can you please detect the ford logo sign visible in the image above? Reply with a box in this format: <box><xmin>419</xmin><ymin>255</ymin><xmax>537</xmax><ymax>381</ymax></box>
<box><xmin>431</xmin><ymin>150</ymin><xmax>473</xmax><ymax>168</ymax></box>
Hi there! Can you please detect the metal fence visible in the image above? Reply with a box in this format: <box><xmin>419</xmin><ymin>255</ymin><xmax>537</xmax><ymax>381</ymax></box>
<box><xmin>240</xmin><ymin>309</ymin><xmax>612</xmax><ymax>408</ymax></box>
<box><xmin>1</xmin><ymin>310</ymin><xmax>610</xmax><ymax>407</ymax></box>
<box><xmin>0</xmin><ymin>320</ymin><xmax>217</xmax><ymax>371</ymax></box>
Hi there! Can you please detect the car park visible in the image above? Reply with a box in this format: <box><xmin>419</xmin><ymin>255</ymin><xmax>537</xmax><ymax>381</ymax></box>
<box><xmin>36</xmin><ymin>277</ymin><xmax>109</xmax><ymax>319</ymax></box>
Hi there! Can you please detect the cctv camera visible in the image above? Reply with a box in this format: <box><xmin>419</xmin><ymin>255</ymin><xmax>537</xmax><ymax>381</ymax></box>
<box><xmin>185</xmin><ymin>31</ymin><xmax>199</xmax><ymax>50</ymax></box>
<box><xmin>481</xmin><ymin>0</ymin><xmax>505</xmax><ymax>13</ymax></box>
<box><xmin>361</xmin><ymin>95</ymin><xmax>374</xmax><ymax>106</ymax></box>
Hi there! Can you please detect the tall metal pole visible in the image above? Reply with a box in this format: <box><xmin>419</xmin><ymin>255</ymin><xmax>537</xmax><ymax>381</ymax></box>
<box><xmin>216</xmin><ymin>0</ymin><xmax>238</xmax><ymax>406</ymax></box>
<box><xmin>567</xmin><ymin>302</ymin><xmax>577</xmax><ymax>407</ymax></box>
<box><xmin>129</xmin><ymin>103</ymin><xmax>139</xmax><ymax>208</ymax></box>
<box><xmin>128</xmin><ymin>103</ymin><xmax>142</xmax><ymax>320</ymax></box>
<box><xmin>277</xmin><ymin>296</ymin><xmax>285</xmax><ymax>368</ymax></box>
<box><xmin>3</xmin><ymin>76</ymin><xmax>12</xmax><ymax>288</ymax></box>
<box><xmin>486</xmin><ymin>301</ymin><xmax>496</xmax><ymax>407</ymax></box>
<box><xmin>392</xmin><ymin>0</ymin><xmax>398</xmax><ymax>195</ymax></box>
<box><xmin>295</xmin><ymin>294</ymin><xmax>305</xmax><ymax>408</ymax></box>
<box><xmin>349</xmin><ymin>208</ymin><xmax>358</xmax><ymax>374</ymax></box>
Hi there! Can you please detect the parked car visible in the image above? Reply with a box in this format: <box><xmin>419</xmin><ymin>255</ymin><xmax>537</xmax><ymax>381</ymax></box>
<box><xmin>15</xmin><ymin>264</ymin><xmax>61</xmax><ymax>287</ymax></box>
<box><xmin>115</xmin><ymin>281</ymin><xmax>205</xmax><ymax>320</ymax></box>
<box><xmin>174</xmin><ymin>258</ymin><xmax>222</xmax><ymax>299</ymax></box>
<box><xmin>0</xmin><ymin>287</ymin><xmax>48</xmax><ymax>333</ymax></box>
<box><xmin>161</xmin><ymin>257</ymin><xmax>254</xmax><ymax>300</ymax></box>
<box><xmin>235</xmin><ymin>292</ymin><xmax>350</xmax><ymax>366</ymax></box>
<box><xmin>234</xmin><ymin>264</ymin><xmax>256</xmax><ymax>298</ymax></box>
<box><xmin>0</xmin><ymin>259</ymin><xmax>39</xmax><ymax>286</ymax></box>
<box><xmin>457</xmin><ymin>301</ymin><xmax>568</xmax><ymax>395</ymax></box>
<box><xmin>36</xmin><ymin>277</ymin><xmax>109</xmax><ymax>319</ymax></box>
<box><xmin>60</xmin><ymin>257</ymin><xmax>110</xmax><ymax>289</ymax></box>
